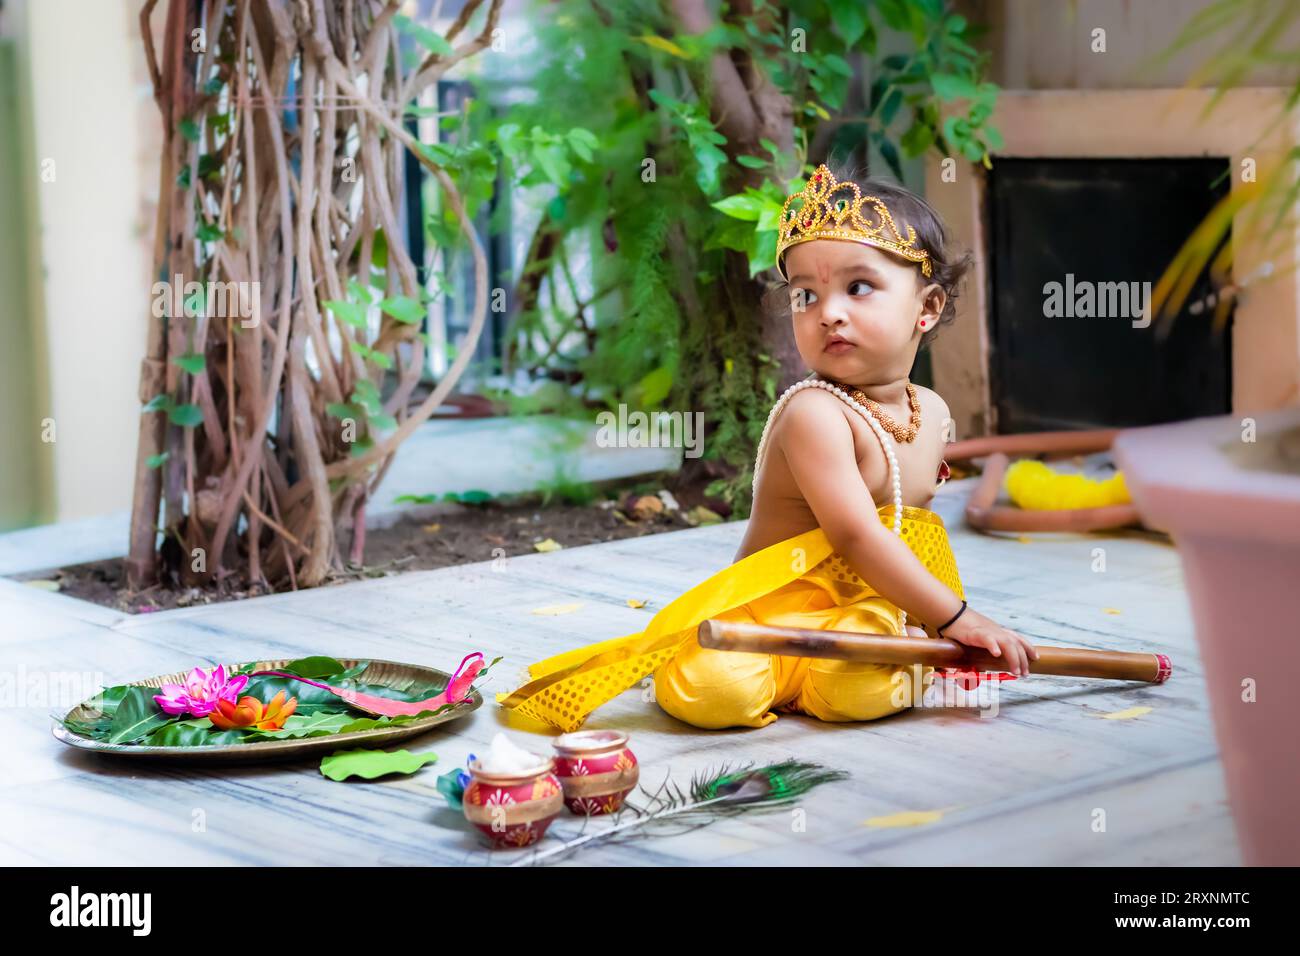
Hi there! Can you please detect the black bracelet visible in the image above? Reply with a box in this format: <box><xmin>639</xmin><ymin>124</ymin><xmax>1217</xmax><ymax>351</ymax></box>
<box><xmin>936</xmin><ymin>599</ymin><xmax>967</xmax><ymax>636</ymax></box>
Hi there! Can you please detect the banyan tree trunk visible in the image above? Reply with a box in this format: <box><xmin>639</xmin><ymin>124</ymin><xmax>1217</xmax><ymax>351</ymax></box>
<box><xmin>127</xmin><ymin>0</ymin><xmax>500</xmax><ymax>592</ymax></box>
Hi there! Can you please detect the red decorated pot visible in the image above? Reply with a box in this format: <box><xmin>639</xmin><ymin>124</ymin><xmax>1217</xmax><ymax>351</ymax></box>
<box><xmin>552</xmin><ymin>730</ymin><xmax>639</xmax><ymax>815</ymax></box>
<box><xmin>462</xmin><ymin>757</ymin><xmax>564</xmax><ymax>849</ymax></box>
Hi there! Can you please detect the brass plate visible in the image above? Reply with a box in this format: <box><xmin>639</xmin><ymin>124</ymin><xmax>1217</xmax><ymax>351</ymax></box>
<box><xmin>51</xmin><ymin>658</ymin><xmax>481</xmax><ymax>763</ymax></box>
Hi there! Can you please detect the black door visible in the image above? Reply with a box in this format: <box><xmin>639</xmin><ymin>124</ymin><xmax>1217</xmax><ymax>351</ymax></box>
<box><xmin>987</xmin><ymin>157</ymin><xmax>1233</xmax><ymax>432</ymax></box>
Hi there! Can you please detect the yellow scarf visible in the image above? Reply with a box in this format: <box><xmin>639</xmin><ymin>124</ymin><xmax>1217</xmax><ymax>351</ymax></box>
<box><xmin>496</xmin><ymin>504</ymin><xmax>963</xmax><ymax>732</ymax></box>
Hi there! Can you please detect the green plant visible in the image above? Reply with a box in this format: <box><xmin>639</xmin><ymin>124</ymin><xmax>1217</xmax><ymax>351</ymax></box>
<box><xmin>474</xmin><ymin>0</ymin><xmax>1000</xmax><ymax>511</ymax></box>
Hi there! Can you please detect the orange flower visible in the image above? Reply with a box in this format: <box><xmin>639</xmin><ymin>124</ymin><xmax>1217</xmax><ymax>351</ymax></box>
<box><xmin>208</xmin><ymin>691</ymin><xmax>298</xmax><ymax>730</ymax></box>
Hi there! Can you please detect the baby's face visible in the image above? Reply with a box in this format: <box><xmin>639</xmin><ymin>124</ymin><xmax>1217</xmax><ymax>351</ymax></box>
<box><xmin>783</xmin><ymin>240</ymin><xmax>937</xmax><ymax>381</ymax></box>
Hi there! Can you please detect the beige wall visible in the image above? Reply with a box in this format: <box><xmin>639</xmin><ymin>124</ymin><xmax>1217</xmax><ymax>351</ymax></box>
<box><xmin>13</xmin><ymin>0</ymin><xmax>155</xmax><ymax>522</ymax></box>
<box><xmin>965</xmin><ymin>0</ymin><xmax>1300</xmax><ymax>90</ymax></box>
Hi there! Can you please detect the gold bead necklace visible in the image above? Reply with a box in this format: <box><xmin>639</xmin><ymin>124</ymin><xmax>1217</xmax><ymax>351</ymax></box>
<box><xmin>828</xmin><ymin>379</ymin><xmax>922</xmax><ymax>443</ymax></box>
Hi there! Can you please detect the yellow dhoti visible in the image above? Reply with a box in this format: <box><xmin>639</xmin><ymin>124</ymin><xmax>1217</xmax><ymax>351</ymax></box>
<box><xmin>497</xmin><ymin>504</ymin><xmax>963</xmax><ymax>732</ymax></box>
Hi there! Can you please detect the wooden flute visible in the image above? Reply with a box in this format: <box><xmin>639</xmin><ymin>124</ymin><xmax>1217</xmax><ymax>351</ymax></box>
<box><xmin>697</xmin><ymin>619</ymin><xmax>1173</xmax><ymax>684</ymax></box>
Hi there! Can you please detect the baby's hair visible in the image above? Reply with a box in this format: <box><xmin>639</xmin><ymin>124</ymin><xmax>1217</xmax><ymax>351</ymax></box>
<box><xmin>766</xmin><ymin>164</ymin><xmax>972</xmax><ymax>349</ymax></box>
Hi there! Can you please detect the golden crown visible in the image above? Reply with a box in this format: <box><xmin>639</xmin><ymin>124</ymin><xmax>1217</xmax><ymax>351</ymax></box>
<box><xmin>775</xmin><ymin>164</ymin><xmax>932</xmax><ymax>279</ymax></box>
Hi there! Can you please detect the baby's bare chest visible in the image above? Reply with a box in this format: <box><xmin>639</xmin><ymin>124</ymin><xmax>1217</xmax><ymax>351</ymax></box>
<box><xmin>845</xmin><ymin>412</ymin><xmax>943</xmax><ymax>507</ymax></box>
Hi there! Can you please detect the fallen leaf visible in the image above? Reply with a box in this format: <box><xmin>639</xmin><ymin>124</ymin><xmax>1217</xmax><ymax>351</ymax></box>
<box><xmin>24</xmin><ymin>579</ymin><xmax>61</xmax><ymax>591</ymax></box>
<box><xmin>1016</xmin><ymin>535</ymin><xmax>1032</xmax><ymax>544</ymax></box>
<box><xmin>626</xmin><ymin>598</ymin><xmax>647</xmax><ymax>608</ymax></box>
<box><xmin>684</xmin><ymin>505</ymin><xmax>722</xmax><ymax>526</ymax></box>
<box><xmin>1103</xmin><ymin>608</ymin><xmax>1122</xmax><ymax>615</ymax></box>
<box><xmin>319</xmin><ymin>748</ymin><xmax>439</xmax><ymax>782</ymax></box>
<box><xmin>531</xmin><ymin>602</ymin><xmax>584</xmax><ymax>616</ymax></box>
<box><xmin>631</xmin><ymin>495</ymin><xmax>664</xmax><ymax>520</ymax></box>
<box><xmin>864</xmin><ymin>808</ymin><xmax>953</xmax><ymax>828</ymax></box>
<box><xmin>533</xmin><ymin>538</ymin><xmax>563</xmax><ymax>552</ymax></box>
<box><xmin>422</xmin><ymin>522</ymin><xmax>442</xmax><ymax>533</ymax></box>
<box><xmin>1097</xmin><ymin>706</ymin><xmax>1152</xmax><ymax>721</ymax></box>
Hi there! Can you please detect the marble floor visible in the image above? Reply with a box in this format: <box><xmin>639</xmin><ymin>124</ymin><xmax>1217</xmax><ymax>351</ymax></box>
<box><xmin>0</xmin><ymin>478</ymin><xmax>1238</xmax><ymax>866</ymax></box>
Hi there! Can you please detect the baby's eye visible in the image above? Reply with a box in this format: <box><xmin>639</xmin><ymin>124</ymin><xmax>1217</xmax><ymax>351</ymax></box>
<box><xmin>790</xmin><ymin>288</ymin><xmax>818</xmax><ymax>308</ymax></box>
<box><xmin>848</xmin><ymin>280</ymin><xmax>874</xmax><ymax>296</ymax></box>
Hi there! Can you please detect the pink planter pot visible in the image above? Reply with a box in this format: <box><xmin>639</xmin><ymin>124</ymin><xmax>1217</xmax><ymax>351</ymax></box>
<box><xmin>1113</xmin><ymin>408</ymin><xmax>1300</xmax><ymax>866</ymax></box>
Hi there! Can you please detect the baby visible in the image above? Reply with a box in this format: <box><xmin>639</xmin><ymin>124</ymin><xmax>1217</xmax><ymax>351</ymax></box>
<box><xmin>500</xmin><ymin>166</ymin><xmax>1037</xmax><ymax>734</ymax></box>
<box><xmin>743</xmin><ymin>173</ymin><xmax>1038</xmax><ymax>659</ymax></box>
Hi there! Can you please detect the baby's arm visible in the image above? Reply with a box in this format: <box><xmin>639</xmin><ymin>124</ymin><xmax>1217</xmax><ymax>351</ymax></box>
<box><xmin>775</xmin><ymin>389</ymin><xmax>1038</xmax><ymax>673</ymax></box>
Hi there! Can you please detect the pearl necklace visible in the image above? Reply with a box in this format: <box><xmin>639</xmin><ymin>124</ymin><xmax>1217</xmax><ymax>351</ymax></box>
<box><xmin>752</xmin><ymin>373</ymin><xmax>909</xmax><ymax>633</ymax></box>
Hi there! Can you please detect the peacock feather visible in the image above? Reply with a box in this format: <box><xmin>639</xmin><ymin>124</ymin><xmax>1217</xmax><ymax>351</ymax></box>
<box><xmin>510</xmin><ymin>760</ymin><xmax>848</xmax><ymax>866</ymax></box>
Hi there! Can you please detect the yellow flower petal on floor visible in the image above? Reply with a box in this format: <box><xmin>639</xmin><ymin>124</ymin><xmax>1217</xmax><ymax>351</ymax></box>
<box><xmin>1004</xmin><ymin>459</ymin><xmax>1131</xmax><ymax>510</ymax></box>
<box><xmin>864</xmin><ymin>808</ymin><xmax>953</xmax><ymax>828</ymax></box>
<box><xmin>530</xmin><ymin>602</ymin><xmax>584</xmax><ymax>616</ymax></box>
<box><xmin>1096</xmin><ymin>706</ymin><xmax>1152</xmax><ymax>720</ymax></box>
<box><xmin>533</xmin><ymin>538</ymin><xmax>564</xmax><ymax>552</ymax></box>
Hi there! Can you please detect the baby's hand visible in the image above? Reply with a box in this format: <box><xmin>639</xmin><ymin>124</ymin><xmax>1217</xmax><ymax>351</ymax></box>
<box><xmin>940</xmin><ymin>607</ymin><xmax>1040</xmax><ymax>677</ymax></box>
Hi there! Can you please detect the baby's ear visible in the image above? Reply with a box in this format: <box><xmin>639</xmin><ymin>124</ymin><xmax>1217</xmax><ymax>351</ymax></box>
<box><xmin>921</xmin><ymin>282</ymin><xmax>947</xmax><ymax>322</ymax></box>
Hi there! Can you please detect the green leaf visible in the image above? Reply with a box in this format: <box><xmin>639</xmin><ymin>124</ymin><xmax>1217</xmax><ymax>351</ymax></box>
<box><xmin>144</xmin><ymin>721</ymin><xmax>246</xmax><ymax>747</ymax></box>
<box><xmin>283</xmin><ymin>656</ymin><xmax>347</xmax><ymax>679</ymax></box>
<box><xmin>244</xmin><ymin>712</ymin><xmax>358</xmax><ymax>741</ymax></box>
<box><xmin>638</xmin><ymin>365</ymin><xmax>674</xmax><ymax>407</ymax></box>
<box><xmin>748</xmin><ymin>228</ymin><xmax>778</xmax><ymax>277</ymax></box>
<box><xmin>880</xmin><ymin>88</ymin><xmax>903</xmax><ymax>126</ymax></box>
<box><xmin>325</xmin><ymin>299</ymin><xmax>368</xmax><ymax>329</ymax></box>
<box><xmin>931</xmin><ymin>73</ymin><xmax>979</xmax><ymax>102</ymax></box>
<box><xmin>197</xmin><ymin>221</ymin><xmax>224</xmax><ymax>242</ymax></box>
<box><xmin>394</xmin><ymin>493</ymin><xmax>439</xmax><ymax>505</ymax></box>
<box><xmin>878</xmin><ymin>138</ymin><xmax>904</xmax><ymax>180</ymax></box>
<box><xmin>693</xmin><ymin>142</ymin><xmax>728</xmax><ymax>195</ymax></box>
<box><xmin>176</xmin><ymin>165</ymin><xmax>192</xmax><ymax>189</ymax></box>
<box><xmin>326</xmin><ymin>402</ymin><xmax>358</xmax><ymax>420</ymax></box>
<box><xmin>369</xmin><ymin>414</ymin><xmax>398</xmax><ymax>432</ymax></box>
<box><xmin>178</xmin><ymin>118</ymin><xmax>201</xmax><ymax>143</ymax></box>
<box><xmin>319</xmin><ymin>748</ymin><xmax>439</xmax><ymax>782</ymax></box>
<box><xmin>394</xmin><ymin>14</ymin><xmax>454</xmax><ymax>56</ymax></box>
<box><xmin>900</xmin><ymin>121</ymin><xmax>935</xmax><ymax>157</ymax></box>
<box><xmin>351</xmin><ymin>379</ymin><xmax>383</xmax><ymax>416</ymax></box>
<box><xmin>167</xmin><ymin>403</ymin><xmax>204</xmax><ymax>428</ymax></box>
<box><xmin>347</xmin><ymin>277</ymin><xmax>374</xmax><ymax>304</ymax></box>
<box><xmin>335</xmin><ymin>710</ymin><xmax>449</xmax><ymax>734</ymax></box>
<box><xmin>377</xmin><ymin>295</ymin><xmax>426</xmax><ymax>324</ymax></box>
<box><xmin>172</xmin><ymin>352</ymin><xmax>206</xmax><ymax>375</ymax></box>
<box><xmin>735</xmin><ymin>154</ymin><xmax>767</xmax><ymax>169</ymax></box>
<box><xmin>146</xmin><ymin>452</ymin><xmax>170</xmax><ymax>469</ymax></box>
<box><xmin>566</xmin><ymin>127</ymin><xmax>598</xmax><ymax>162</ymax></box>
<box><xmin>831</xmin><ymin>0</ymin><xmax>868</xmax><ymax>47</ymax></box>
<box><xmin>241</xmin><ymin>674</ymin><xmax>342</xmax><ymax>710</ymax></box>
<box><xmin>711</xmin><ymin>194</ymin><xmax>765</xmax><ymax>221</ymax></box>
<box><xmin>108</xmin><ymin>687</ymin><xmax>174</xmax><ymax>744</ymax></box>
<box><xmin>142</xmin><ymin>393</ymin><xmax>173</xmax><ymax>413</ymax></box>
<box><xmin>197</xmin><ymin>153</ymin><xmax>224</xmax><ymax>182</ymax></box>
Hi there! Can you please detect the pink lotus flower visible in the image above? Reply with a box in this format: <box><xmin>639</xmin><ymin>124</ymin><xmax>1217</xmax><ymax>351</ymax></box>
<box><xmin>153</xmin><ymin>665</ymin><xmax>248</xmax><ymax>717</ymax></box>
